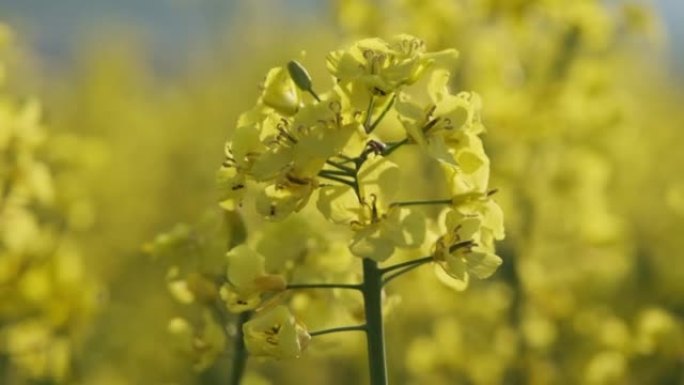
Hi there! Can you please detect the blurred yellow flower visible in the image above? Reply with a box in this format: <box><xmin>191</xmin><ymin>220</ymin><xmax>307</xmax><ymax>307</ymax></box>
<box><xmin>221</xmin><ymin>245</ymin><xmax>286</xmax><ymax>313</ymax></box>
<box><xmin>243</xmin><ymin>305</ymin><xmax>311</xmax><ymax>359</ymax></box>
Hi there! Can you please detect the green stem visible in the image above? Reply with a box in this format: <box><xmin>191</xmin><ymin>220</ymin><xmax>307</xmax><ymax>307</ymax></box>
<box><xmin>390</xmin><ymin>198</ymin><xmax>452</xmax><ymax>208</ymax></box>
<box><xmin>310</xmin><ymin>324</ymin><xmax>366</xmax><ymax>337</ymax></box>
<box><xmin>335</xmin><ymin>154</ymin><xmax>357</xmax><ymax>163</ymax></box>
<box><xmin>320</xmin><ymin>169</ymin><xmax>353</xmax><ymax>177</ymax></box>
<box><xmin>286</xmin><ymin>283</ymin><xmax>362</xmax><ymax>291</ymax></box>
<box><xmin>362</xmin><ymin>258</ymin><xmax>388</xmax><ymax>385</ymax></box>
<box><xmin>345</xmin><ymin>160</ymin><xmax>362</xmax><ymax>202</ymax></box>
<box><xmin>0</xmin><ymin>166</ymin><xmax>15</xmax><ymax>215</ymax></box>
<box><xmin>367</xmin><ymin>94</ymin><xmax>396</xmax><ymax>134</ymax></box>
<box><xmin>380</xmin><ymin>255</ymin><xmax>434</xmax><ymax>274</ymax></box>
<box><xmin>449</xmin><ymin>240</ymin><xmax>475</xmax><ymax>254</ymax></box>
<box><xmin>383</xmin><ymin>259</ymin><xmax>433</xmax><ymax>286</ymax></box>
<box><xmin>307</xmin><ymin>88</ymin><xmax>321</xmax><ymax>102</ymax></box>
<box><xmin>382</xmin><ymin>138</ymin><xmax>409</xmax><ymax>157</ymax></box>
<box><xmin>318</xmin><ymin>172</ymin><xmax>356</xmax><ymax>187</ymax></box>
<box><xmin>230</xmin><ymin>311</ymin><xmax>251</xmax><ymax>385</ymax></box>
<box><xmin>364</xmin><ymin>97</ymin><xmax>376</xmax><ymax>133</ymax></box>
<box><xmin>326</xmin><ymin>159</ymin><xmax>356</xmax><ymax>174</ymax></box>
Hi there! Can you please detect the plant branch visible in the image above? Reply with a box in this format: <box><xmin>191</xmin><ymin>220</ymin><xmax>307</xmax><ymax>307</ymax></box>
<box><xmin>380</xmin><ymin>255</ymin><xmax>434</xmax><ymax>275</ymax></box>
<box><xmin>382</xmin><ymin>137</ymin><xmax>409</xmax><ymax>157</ymax></box>
<box><xmin>367</xmin><ymin>94</ymin><xmax>396</xmax><ymax>134</ymax></box>
<box><xmin>286</xmin><ymin>283</ymin><xmax>362</xmax><ymax>291</ymax></box>
<box><xmin>334</xmin><ymin>154</ymin><xmax>357</xmax><ymax>163</ymax></box>
<box><xmin>390</xmin><ymin>198</ymin><xmax>452</xmax><ymax>208</ymax></box>
<box><xmin>310</xmin><ymin>324</ymin><xmax>366</xmax><ymax>337</ymax></box>
<box><xmin>326</xmin><ymin>159</ymin><xmax>356</xmax><ymax>174</ymax></box>
<box><xmin>229</xmin><ymin>311</ymin><xmax>251</xmax><ymax>385</ymax></box>
<box><xmin>383</xmin><ymin>261</ymin><xmax>431</xmax><ymax>286</ymax></box>
<box><xmin>318</xmin><ymin>172</ymin><xmax>356</xmax><ymax>187</ymax></box>
<box><xmin>307</xmin><ymin>89</ymin><xmax>321</xmax><ymax>102</ymax></box>
<box><xmin>363</xmin><ymin>96</ymin><xmax>376</xmax><ymax>133</ymax></box>
<box><xmin>320</xmin><ymin>168</ymin><xmax>353</xmax><ymax>177</ymax></box>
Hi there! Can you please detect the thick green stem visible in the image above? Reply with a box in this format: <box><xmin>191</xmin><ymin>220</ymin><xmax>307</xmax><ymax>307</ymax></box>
<box><xmin>362</xmin><ymin>258</ymin><xmax>388</xmax><ymax>385</ymax></box>
<box><xmin>229</xmin><ymin>311</ymin><xmax>250</xmax><ymax>385</ymax></box>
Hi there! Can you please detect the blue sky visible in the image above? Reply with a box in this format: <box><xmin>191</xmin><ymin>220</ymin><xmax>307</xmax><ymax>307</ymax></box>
<box><xmin>0</xmin><ymin>0</ymin><xmax>681</xmax><ymax>73</ymax></box>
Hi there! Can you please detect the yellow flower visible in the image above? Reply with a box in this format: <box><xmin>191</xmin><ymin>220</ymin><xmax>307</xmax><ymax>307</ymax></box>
<box><xmin>317</xmin><ymin>154</ymin><xmax>399</xmax><ymax>225</ymax></box>
<box><xmin>289</xmin><ymin>94</ymin><xmax>363</xmax><ymax>177</ymax></box>
<box><xmin>221</xmin><ymin>245</ymin><xmax>286</xmax><ymax>313</ymax></box>
<box><xmin>327</xmin><ymin>34</ymin><xmax>457</xmax><ymax>96</ymax></box>
<box><xmin>439</xmin><ymin>138</ymin><xmax>490</xmax><ymax>196</ymax></box>
<box><xmin>222</xmin><ymin>86</ymin><xmax>364</xmax><ymax>221</ymax></box>
<box><xmin>217</xmin><ymin>163</ymin><xmax>246</xmax><ymax>211</ymax></box>
<box><xmin>249</xmin><ymin>92</ymin><xmax>364</xmax><ymax>220</ymax></box>
<box><xmin>166</xmin><ymin>268</ymin><xmax>219</xmax><ymax>305</ymax></box>
<box><xmin>427</xmin><ymin>69</ymin><xmax>484</xmax><ymax>136</ymax></box>
<box><xmin>397</xmin><ymin>68</ymin><xmax>487</xmax><ymax>171</ymax></box>
<box><xmin>318</xmin><ymin>154</ymin><xmax>426</xmax><ymax>261</ymax></box>
<box><xmin>255</xmin><ymin>180</ymin><xmax>316</xmax><ymax>221</ymax></box>
<box><xmin>167</xmin><ymin>311</ymin><xmax>227</xmax><ymax>371</ymax></box>
<box><xmin>2</xmin><ymin>321</ymin><xmax>71</xmax><ymax>381</ymax></box>
<box><xmin>350</xmin><ymin>205</ymin><xmax>425</xmax><ymax>262</ymax></box>
<box><xmin>243</xmin><ymin>305</ymin><xmax>311</xmax><ymax>359</ymax></box>
<box><xmin>434</xmin><ymin>197</ymin><xmax>505</xmax><ymax>290</ymax></box>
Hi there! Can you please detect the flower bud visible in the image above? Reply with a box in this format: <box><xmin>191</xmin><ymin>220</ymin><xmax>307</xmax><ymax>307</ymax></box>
<box><xmin>287</xmin><ymin>60</ymin><xmax>314</xmax><ymax>92</ymax></box>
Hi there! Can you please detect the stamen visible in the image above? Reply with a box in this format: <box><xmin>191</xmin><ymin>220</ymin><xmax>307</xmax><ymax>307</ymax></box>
<box><xmin>449</xmin><ymin>240</ymin><xmax>476</xmax><ymax>254</ymax></box>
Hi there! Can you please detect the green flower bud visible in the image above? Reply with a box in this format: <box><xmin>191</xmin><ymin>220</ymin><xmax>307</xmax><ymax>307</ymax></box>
<box><xmin>287</xmin><ymin>60</ymin><xmax>313</xmax><ymax>92</ymax></box>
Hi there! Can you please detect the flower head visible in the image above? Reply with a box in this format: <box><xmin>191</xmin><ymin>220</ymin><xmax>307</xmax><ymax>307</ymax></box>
<box><xmin>395</xmin><ymin>69</ymin><xmax>492</xmax><ymax>202</ymax></box>
<box><xmin>317</xmin><ymin>154</ymin><xmax>426</xmax><ymax>261</ymax></box>
<box><xmin>327</xmin><ymin>34</ymin><xmax>457</xmax><ymax>95</ymax></box>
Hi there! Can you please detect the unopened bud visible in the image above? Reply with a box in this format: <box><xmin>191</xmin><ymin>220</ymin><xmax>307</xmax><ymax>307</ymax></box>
<box><xmin>287</xmin><ymin>60</ymin><xmax>313</xmax><ymax>92</ymax></box>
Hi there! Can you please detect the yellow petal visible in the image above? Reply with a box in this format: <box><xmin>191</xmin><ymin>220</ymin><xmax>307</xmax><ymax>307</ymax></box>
<box><xmin>261</xmin><ymin>66</ymin><xmax>300</xmax><ymax>116</ymax></box>
<box><xmin>226</xmin><ymin>245</ymin><xmax>266</xmax><ymax>289</ymax></box>
<box><xmin>465</xmin><ymin>248</ymin><xmax>502</xmax><ymax>279</ymax></box>
<box><xmin>316</xmin><ymin>185</ymin><xmax>359</xmax><ymax>224</ymax></box>
<box><xmin>358</xmin><ymin>155</ymin><xmax>400</xmax><ymax>206</ymax></box>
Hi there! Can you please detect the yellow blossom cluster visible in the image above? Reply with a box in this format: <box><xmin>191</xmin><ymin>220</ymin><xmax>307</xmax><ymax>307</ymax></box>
<box><xmin>0</xmin><ymin>25</ymin><xmax>97</xmax><ymax>383</ymax></box>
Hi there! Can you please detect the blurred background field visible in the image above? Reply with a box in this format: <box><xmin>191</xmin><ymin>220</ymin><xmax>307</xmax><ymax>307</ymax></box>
<box><xmin>1</xmin><ymin>1</ymin><xmax>684</xmax><ymax>384</ymax></box>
